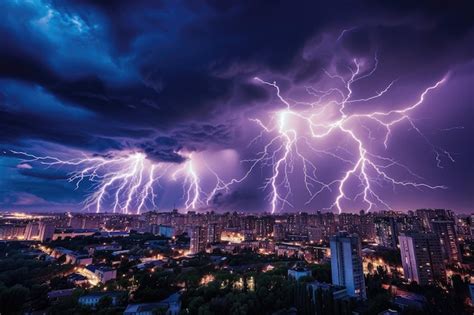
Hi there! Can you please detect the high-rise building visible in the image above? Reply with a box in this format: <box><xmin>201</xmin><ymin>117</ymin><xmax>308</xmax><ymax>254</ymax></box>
<box><xmin>68</xmin><ymin>215</ymin><xmax>84</xmax><ymax>229</ymax></box>
<box><xmin>398</xmin><ymin>232</ymin><xmax>446</xmax><ymax>285</ymax></box>
<box><xmin>287</xmin><ymin>212</ymin><xmax>309</xmax><ymax>236</ymax></box>
<box><xmin>432</xmin><ymin>220</ymin><xmax>461</xmax><ymax>264</ymax></box>
<box><xmin>415</xmin><ymin>209</ymin><xmax>437</xmax><ymax>232</ymax></box>
<box><xmin>24</xmin><ymin>222</ymin><xmax>40</xmax><ymax>240</ymax></box>
<box><xmin>308</xmin><ymin>226</ymin><xmax>324</xmax><ymax>243</ymax></box>
<box><xmin>189</xmin><ymin>226</ymin><xmax>206</xmax><ymax>254</ymax></box>
<box><xmin>302</xmin><ymin>282</ymin><xmax>351</xmax><ymax>315</ymax></box>
<box><xmin>330</xmin><ymin>232</ymin><xmax>366</xmax><ymax>300</ymax></box>
<box><xmin>455</xmin><ymin>216</ymin><xmax>471</xmax><ymax>241</ymax></box>
<box><xmin>287</xmin><ymin>214</ymin><xmax>298</xmax><ymax>235</ymax></box>
<box><xmin>83</xmin><ymin>216</ymin><xmax>101</xmax><ymax>229</ymax></box>
<box><xmin>171</xmin><ymin>212</ymin><xmax>185</xmax><ymax>235</ymax></box>
<box><xmin>227</xmin><ymin>212</ymin><xmax>241</xmax><ymax>229</ymax></box>
<box><xmin>322</xmin><ymin>213</ymin><xmax>337</xmax><ymax>236</ymax></box>
<box><xmin>434</xmin><ymin>209</ymin><xmax>454</xmax><ymax>220</ymax></box>
<box><xmin>207</xmin><ymin>223</ymin><xmax>220</xmax><ymax>244</ymax></box>
<box><xmin>255</xmin><ymin>216</ymin><xmax>274</xmax><ymax>238</ymax></box>
<box><xmin>374</xmin><ymin>217</ymin><xmax>399</xmax><ymax>248</ymax></box>
<box><xmin>0</xmin><ymin>225</ymin><xmax>26</xmax><ymax>240</ymax></box>
<box><xmin>338</xmin><ymin>213</ymin><xmax>360</xmax><ymax>234</ymax></box>
<box><xmin>38</xmin><ymin>221</ymin><xmax>55</xmax><ymax>242</ymax></box>
<box><xmin>273</xmin><ymin>223</ymin><xmax>286</xmax><ymax>241</ymax></box>
<box><xmin>415</xmin><ymin>209</ymin><xmax>452</xmax><ymax>232</ymax></box>
<box><xmin>241</xmin><ymin>215</ymin><xmax>256</xmax><ymax>231</ymax></box>
<box><xmin>67</xmin><ymin>214</ymin><xmax>101</xmax><ymax>229</ymax></box>
<box><xmin>150</xmin><ymin>224</ymin><xmax>175</xmax><ymax>238</ymax></box>
<box><xmin>359</xmin><ymin>211</ymin><xmax>375</xmax><ymax>241</ymax></box>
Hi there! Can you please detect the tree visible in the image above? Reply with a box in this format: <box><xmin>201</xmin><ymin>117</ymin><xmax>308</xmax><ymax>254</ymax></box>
<box><xmin>57</xmin><ymin>254</ymin><xmax>67</xmax><ymax>264</ymax></box>
<box><xmin>366</xmin><ymin>292</ymin><xmax>391</xmax><ymax>315</ymax></box>
<box><xmin>98</xmin><ymin>295</ymin><xmax>113</xmax><ymax>309</ymax></box>
<box><xmin>367</xmin><ymin>262</ymin><xmax>374</xmax><ymax>274</ymax></box>
<box><xmin>152</xmin><ymin>306</ymin><xmax>168</xmax><ymax>315</ymax></box>
<box><xmin>0</xmin><ymin>284</ymin><xmax>30</xmax><ymax>314</ymax></box>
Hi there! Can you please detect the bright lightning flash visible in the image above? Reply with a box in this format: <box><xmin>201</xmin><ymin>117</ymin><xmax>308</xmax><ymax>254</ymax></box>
<box><xmin>7</xmin><ymin>147</ymin><xmax>231</xmax><ymax>213</ymax></box>
<box><xmin>210</xmin><ymin>57</ymin><xmax>452</xmax><ymax>214</ymax></box>
<box><xmin>6</xmin><ymin>150</ymin><xmax>204</xmax><ymax>213</ymax></box>
<box><xmin>171</xmin><ymin>152</ymin><xmax>206</xmax><ymax>210</ymax></box>
<box><xmin>5</xmin><ymin>56</ymin><xmax>454</xmax><ymax>215</ymax></box>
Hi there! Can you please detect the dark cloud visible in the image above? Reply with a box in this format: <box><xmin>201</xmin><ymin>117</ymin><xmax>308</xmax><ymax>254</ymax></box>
<box><xmin>1</xmin><ymin>192</ymin><xmax>50</xmax><ymax>206</ymax></box>
<box><xmin>17</xmin><ymin>168</ymin><xmax>70</xmax><ymax>180</ymax></box>
<box><xmin>2</xmin><ymin>0</ymin><xmax>472</xmax><ymax>146</ymax></box>
<box><xmin>209</xmin><ymin>189</ymin><xmax>266</xmax><ymax>212</ymax></box>
<box><xmin>139</xmin><ymin>136</ymin><xmax>185</xmax><ymax>163</ymax></box>
<box><xmin>137</xmin><ymin>123</ymin><xmax>235</xmax><ymax>163</ymax></box>
<box><xmin>0</xmin><ymin>0</ymin><xmax>472</xmax><ymax>211</ymax></box>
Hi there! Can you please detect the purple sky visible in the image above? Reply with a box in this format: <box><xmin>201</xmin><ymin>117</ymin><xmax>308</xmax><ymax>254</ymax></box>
<box><xmin>0</xmin><ymin>0</ymin><xmax>473</xmax><ymax>213</ymax></box>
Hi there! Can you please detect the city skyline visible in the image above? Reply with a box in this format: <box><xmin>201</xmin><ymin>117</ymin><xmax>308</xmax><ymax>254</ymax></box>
<box><xmin>0</xmin><ymin>198</ymin><xmax>473</xmax><ymax>314</ymax></box>
<box><xmin>1</xmin><ymin>1</ymin><xmax>473</xmax><ymax>214</ymax></box>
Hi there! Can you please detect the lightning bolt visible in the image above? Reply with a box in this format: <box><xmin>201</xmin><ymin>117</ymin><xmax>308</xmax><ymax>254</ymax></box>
<box><xmin>171</xmin><ymin>152</ymin><xmax>206</xmax><ymax>210</ymax></box>
<box><xmin>6</xmin><ymin>149</ymin><xmax>201</xmax><ymax>213</ymax></box>
<box><xmin>4</xmin><ymin>56</ymin><xmax>455</xmax><ymax>215</ymax></box>
<box><xmin>209</xmin><ymin>56</ymin><xmax>452</xmax><ymax>214</ymax></box>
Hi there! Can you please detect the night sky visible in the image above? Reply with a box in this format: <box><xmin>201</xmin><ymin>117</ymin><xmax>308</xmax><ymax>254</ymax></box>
<box><xmin>0</xmin><ymin>0</ymin><xmax>473</xmax><ymax>213</ymax></box>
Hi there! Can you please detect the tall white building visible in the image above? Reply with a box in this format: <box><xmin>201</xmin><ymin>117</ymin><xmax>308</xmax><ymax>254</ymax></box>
<box><xmin>398</xmin><ymin>232</ymin><xmax>446</xmax><ymax>285</ymax></box>
<box><xmin>24</xmin><ymin>222</ymin><xmax>40</xmax><ymax>240</ymax></box>
<box><xmin>330</xmin><ymin>232</ymin><xmax>366</xmax><ymax>300</ymax></box>
<box><xmin>38</xmin><ymin>221</ymin><xmax>55</xmax><ymax>242</ymax></box>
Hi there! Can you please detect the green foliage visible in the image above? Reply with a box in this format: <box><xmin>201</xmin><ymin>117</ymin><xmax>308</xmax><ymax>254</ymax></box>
<box><xmin>48</xmin><ymin>290</ymin><xmax>81</xmax><ymax>315</ymax></box>
<box><xmin>133</xmin><ymin>270</ymin><xmax>179</xmax><ymax>303</ymax></box>
<box><xmin>180</xmin><ymin>268</ymin><xmax>296</xmax><ymax>315</ymax></box>
<box><xmin>98</xmin><ymin>295</ymin><xmax>113</xmax><ymax>309</ymax></box>
<box><xmin>309</xmin><ymin>263</ymin><xmax>331</xmax><ymax>283</ymax></box>
<box><xmin>366</xmin><ymin>291</ymin><xmax>391</xmax><ymax>315</ymax></box>
<box><xmin>152</xmin><ymin>306</ymin><xmax>169</xmax><ymax>315</ymax></box>
<box><xmin>0</xmin><ymin>242</ymin><xmax>75</xmax><ymax>313</ymax></box>
<box><xmin>0</xmin><ymin>283</ymin><xmax>30</xmax><ymax>314</ymax></box>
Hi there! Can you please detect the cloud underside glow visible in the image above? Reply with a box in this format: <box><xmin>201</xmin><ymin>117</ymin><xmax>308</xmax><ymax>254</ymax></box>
<box><xmin>9</xmin><ymin>56</ymin><xmax>452</xmax><ymax>214</ymax></box>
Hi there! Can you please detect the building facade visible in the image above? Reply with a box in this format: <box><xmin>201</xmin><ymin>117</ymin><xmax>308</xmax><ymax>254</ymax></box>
<box><xmin>432</xmin><ymin>220</ymin><xmax>461</xmax><ymax>264</ymax></box>
<box><xmin>398</xmin><ymin>232</ymin><xmax>446</xmax><ymax>285</ymax></box>
<box><xmin>189</xmin><ymin>226</ymin><xmax>206</xmax><ymax>254</ymax></box>
<box><xmin>330</xmin><ymin>232</ymin><xmax>366</xmax><ymax>300</ymax></box>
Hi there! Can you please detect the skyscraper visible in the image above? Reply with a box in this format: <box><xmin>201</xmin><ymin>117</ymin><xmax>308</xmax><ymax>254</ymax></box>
<box><xmin>273</xmin><ymin>222</ymin><xmax>286</xmax><ymax>241</ymax></box>
<box><xmin>38</xmin><ymin>221</ymin><xmax>55</xmax><ymax>242</ymax></box>
<box><xmin>374</xmin><ymin>217</ymin><xmax>399</xmax><ymax>248</ymax></box>
<box><xmin>330</xmin><ymin>232</ymin><xmax>366</xmax><ymax>300</ymax></box>
<box><xmin>398</xmin><ymin>232</ymin><xmax>446</xmax><ymax>285</ymax></box>
<box><xmin>432</xmin><ymin>220</ymin><xmax>461</xmax><ymax>264</ymax></box>
<box><xmin>24</xmin><ymin>222</ymin><xmax>40</xmax><ymax>240</ymax></box>
<box><xmin>255</xmin><ymin>216</ymin><xmax>274</xmax><ymax>238</ymax></box>
<box><xmin>415</xmin><ymin>209</ymin><xmax>453</xmax><ymax>232</ymax></box>
<box><xmin>189</xmin><ymin>226</ymin><xmax>206</xmax><ymax>254</ymax></box>
<box><xmin>68</xmin><ymin>214</ymin><xmax>84</xmax><ymax>229</ymax></box>
<box><xmin>207</xmin><ymin>223</ymin><xmax>220</xmax><ymax>244</ymax></box>
<box><xmin>359</xmin><ymin>211</ymin><xmax>375</xmax><ymax>241</ymax></box>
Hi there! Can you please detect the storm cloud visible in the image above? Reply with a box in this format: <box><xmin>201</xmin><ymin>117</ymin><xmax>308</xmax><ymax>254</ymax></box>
<box><xmin>0</xmin><ymin>0</ymin><xmax>472</xmax><ymax>212</ymax></box>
